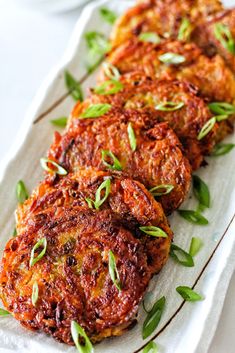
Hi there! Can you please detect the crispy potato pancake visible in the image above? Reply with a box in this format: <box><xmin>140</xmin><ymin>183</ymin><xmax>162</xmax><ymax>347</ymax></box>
<box><xmin>111</xmin><ymin>0</ymin><xmax>223</xmax><ymax>48</ymax></box>
<box><xmin>1</xmin><ymin>169</ymin><xmax>172</xmax><ymax>344</ymax></box>
<box><xmin>48</xmin><ymin>108</ymin><xmax>192</xmax><ymax>214</ymax></box>
<box><xmin>193</xmin><ymin>9</ymin><xmax>235</xmax><ymax>74</ymax></box>
<box><xmin>89</xmin><ymin>73</ymin><xmax>216</xmax><ymax>170</ymax></box>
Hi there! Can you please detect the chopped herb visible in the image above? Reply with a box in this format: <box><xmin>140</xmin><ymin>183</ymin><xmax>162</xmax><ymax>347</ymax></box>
<box><xmin>214</xmin><ymin>23</ymin><xmax>235</xmax><ymax>54</ymax></box>
<box><xmin>159</xmin><ymin>52</ymin><xmax>186</xmax><ymax>64</ymax></box>
<box><xmin>40</xmin><ymin>158</ymin><xmax>67</xmax><ymax>176</ymax></box>
<box><xmin>155</xmin><ymin>101</ymin><xmax>184</xmax><ymax>111</ymax></box>
<box><xmin>86</xmin><ymin>178</ymin><xmax>111</xmax><ymax>210</ymax></box>
<box><xmin>149</xmin><ymin>184</ymin><xmax>174</xmax><ymax>197</ymax></box>
<box><xmin>139</xmin><ymin>226</ymin><xmax>168</xmax><ymax>238</ymax></box>
<box><xmin>85</xmin><ymin>32</ymin><xmax>110</xmax><ymax>73</ymax></box>
<box><xmin>29</xmin><ymin>238</ymin><xmax>47</xmax><ymax>267</ymax></box>
<box><xmin>81</xmin><ymin>104</ymin><xmax>111</xmax><ymax>118</ymax></box>
<box><xmin>64</xmin><ymin>71</ymin><xmax>83</xmax><ymax>102</ymax></box>
<box><xmin>142</xmin><ymin>296</ymin><xmax>165</xmax><ymax>339</ymax></box>
<box><xmin>50</xmin><ymin>117</ymin><xmax>68</xmax><ymax>127</ymax></box>
<box><xmin>216</xmin><ymin>114</ymin><xmax>229</xmax><ymax>122</ymax></box>
<box><xmin>16</xmin><ymin>180</ymin><xmax>28</xmax><ymax>204</ymax></box>
<box><xmin>176</xmin><ymin>286</ymin><xmax>204</xmax><ymax>301</ymax></box>
<box><xmin>127</xmin><ymin>122</ymin><xmax>137</xmax><ymax>151</ymax></box>
<box><xmin>170</xmin><ymin>244</ymin><xmax>194</xmax><ymax>267</ymax></box>
<box><xmin>197</xmin><ymin>117</ymin><xmax>216</xmax><ymax>140</ymax></box>
<box><xmin>102</xmin><ymin>62</ymin><xmax>121</xmax><ymax>81</ymax></box>
<box><xmin>108</xmin><ymin>250</ymin><xmax>122</xmax><ymax>291</ymax></box>
<box><xmin>211</xmin><ymin>143</ymin><xmax>235</xmax><ymax>156</ymax></box>
<box><xmin>178</xmin><ymin>17</ymin><xmax>192</xmax><ymax>41</ymax></box>
<box><xmin>193</xmin><ymin>175</ymin><xmax>210</xmax><ymax>208</ymax></box>
<box><xmin>143</xmin><ymin>341</ymin><xmax>158</xmax><ymax>353</ymax></box>
<box><xmin>0</xmin><ymin>308</ymin><xmax>10</xmax><ymax>316</ymax></box>
<box><xmin>178</xmin><ymin>210</ymin><xmax>209</xmax><ymax>225</ymax></box>
<box><xmin>139</xmin><ymin>32</ymin><xmax>161</xmax><ymax>44</ymax></box>
<box><xmin>100</xmin><ymin>7</ymin><xmax>117</xmax><ymax>24</ymax></box>
<box><xmin>208</xmin><ymin>102</ymin><xmax>235</xmax><ymax>115</ymax></box>
<box><xmin>71</xmin><ymin>320</ymin><xmax>94</xmax><ymax>353</ymax></box>
<box><xmin>32</xmin><ymin>282</ymin><xmax>39</xmax><ymax>306</ymax></box>
<box><xmin>94</xmin><ymin>80</ymin><xmax>123</xmax><ymax>95</ymax></box>
<box><xmin>189</xmin><ymin>237</ymin><xmax>203</xmax><ymax>257</ymax></box>
<box><xmin>101</xmin><ymin>150</ymin><xmax>122</xmax><ymax>171</ymax></box>
<box><xmin>12</xmin><ymin>227</ymin><xmax>17</xmax><ymax>237</ymax></box>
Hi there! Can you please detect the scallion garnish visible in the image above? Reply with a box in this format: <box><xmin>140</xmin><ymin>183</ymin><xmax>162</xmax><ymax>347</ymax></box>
<box><xmin>214</xmin><ymin>23</ymin><xmax>235</xmax><ymax>54</ymax></box>
<box><xmin>81</xmin><ymin>104</ymin><xmax>111</xmax><ymax>118</ymax></box>
<box><xmin>178</xmin><ymin>17</ymin><xmax>192</xmax><ymax>42</ymax></box>
<box><xmin>189</xmin><ymin>237</ymin><xmax>203</xmax><ymax>257</ymax></box>
<box><xmin>40</xmin><ymin>158</ymin><xmax>68</xmax><ymax>176</ymax></box>
<box><xmin>127</xmin><ymin>122</ymin><xmax>137</xmax><ymax>152</ymax></box>
<box><xmin>32</xmin><ymin>281</ymin><xmax>39</xmax><ymax>306</ymax></box>
<box><xmin>12</xmin><ymin>227</ymin><xmax>17</xmax><ymax>237</ymax></box>
<box><xmin>170</xmin><ymin>244</ymin><xmax>194</xmax><ymax>267</ymax></box>
<box><xmin>16</xmin><ymin>180</ymin><xmax>29</xmax><ymax>204</ymax></box>
<box><xmin>149</xmin><ymin>184</ymin><xmax>174</xmax><ymax>197</ymax></box>
<box><xmin>197</xmin><ymin>117</ymin><xmax>216</xmax><ymax>140</ymax></box>
<box><xmin>193</xmin><ymin>175</ymin><xmax>210</xmax><ymax>209</ymax></box>
<box><xmin>143</xmin><ymin>341</ymin><xmax>158</xmax><ymax>353</ymax></box>
<box><xmin>211</xmin><ymin>143</ymin><xmax>235</xmax><ymax>156</ymax></box>
<box><xmin>71</xmin><ymin>320</ymin><xmax>94</xmax><ymax>353</ymax></box>
<box><xmin>176</xmin><ymin>286</ymin><xmax>204</xmax><ymax>301</ymax></box>
<box><xmin>64</xmin><ymin>71</ymin><xmax>83</xmax><ymax>102</ymax></box>
<box><xmin>108</xmin><ymin>250</ymin><xmax>122</xmax><ymax>291</ymax></box>
<box><xmin>159</xmin><ymin>52</ymin><xmax>186</xmax><ymax>64</ymax></box>
<box><xmin>29</xmin><ymin>238</ymin><xmax>47</xmax><ymax>267</ymax></box>
<box><xmin>102</xmin><ymin>62</ymin><xmax>121</xmax><ymax>81</ymax></box>
<box><xmin>178</xmin><ymin>210</ymin><xmax>209</xmax><ymax>225</ymax></box>
<box><xmin>0</xmin><ymin>308</ymin><xmax>10</xmax><ymax>316</ymax></box>
<box><xmin>142</xmin><ymin>296</ymin><xmax>165</xmax><ymax>339</ymax></box>
<box><xmin>50</xmin><ymin>117</ymin><xmax>68</xmax><ymax>127</ymax></box>
<box><xmin>85</xmin><ymin>31</ymin><xmax>111</xmax><ymax>73</ymax></box>
<box><xmin>100</xmin><ymin>7</ymin><xmax>117</xmax><ymax>24</ymax></box>
<box><xmin>139</xmin><ymin>226</ymin><xmax>168</xmax><ymax>238</ymax></box>
<box><xmin>208</xmin><ymin>102</ymin><xmax>235</xmax><ymax>115</ymax></box>
<box><xmin>215</xmin><ymin>114</ymin><xmax>229</xmax><ymax>122</ymax></box>
<box><xmin>155</xmin><ymin>101</ymin><xmax>184</xmax><ymax>111</ymax></box>
<box><xmin>86</xmin><ymin>178</ymin><xmax>111</xmax><ymax>210</ymax></box>
<box><xmin>139</xmin><ymin>32</ymin><xmax>161</xmax><ymax>44</ymax></box>
<box><xmin>94</xmin><ymin>80</ymin><xmax>123</xmax><ymax>95</ymax></box>
<box><xmin>101</xmin><ymin>150</ymin><xmax>122</xmax><ymax>171</ymax></box>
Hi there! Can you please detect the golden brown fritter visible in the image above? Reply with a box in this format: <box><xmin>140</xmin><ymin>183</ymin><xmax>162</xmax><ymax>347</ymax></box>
<box><xmin>193</xmin><ymin>9</ymin><xmax>235</xmax><ymax>74</ymax></box>
<box><xmin>89</xmin><ymin>73</ymin><xmax>216</xmax><ymax>170</ymax></box>
<box><xmin>110</xmin><ymin>0</ymin><xmax>223</xmax><ymax>48</ymax></box>
<box><xmin>48</xmin><ymin>107</ymin><xmax>191</xmax><ymax>215</ymax></box>
<box><xmin>1</xmin><ymin>169</ymin><xmax>172</xmax><ymax>344</ymax></box>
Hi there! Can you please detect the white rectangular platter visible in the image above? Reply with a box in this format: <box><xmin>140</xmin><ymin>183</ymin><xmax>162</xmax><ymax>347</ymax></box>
<box><xmin>0</xmin><ymin>1</ymin><xmax>235</xmax><ymax>353</ymax></box>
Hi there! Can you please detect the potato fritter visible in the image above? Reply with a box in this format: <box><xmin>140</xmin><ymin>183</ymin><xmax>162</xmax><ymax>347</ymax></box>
<box><xmin>89</xmin><ymin>73</ymin><xmax>216</xmax><ymax>170</ymax></box>
<box><xmin>1</xmin><ymin>169</ymin><xmax>172</xmax><ymax>344</ymax></box>
<box><xmin>111</xmin><ymin>0</ymin><xmax>223</xmax><ymax>48</ymax></box>
<box><xmin>48</xmin><ymin>108</ymin><xmax>191</xmax><ymax>214</ymax></box>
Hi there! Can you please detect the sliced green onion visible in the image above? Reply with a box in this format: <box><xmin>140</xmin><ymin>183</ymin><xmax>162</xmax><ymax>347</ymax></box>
<box><xmin>143</xmin><ymin>341</ymin><xmax>158</xmax><ymax>353</ymax></box>
<box><xmin>155</xmin><ymin>101</ymin><xmax>184</xmax><ymax>111</ymax></box>
<box><xmin>85</xmin><ymin>31</ymin><xmax>111</xmax><ymax>55</ymax></box>
<box><xmin>102</xmin><ymin>62</ymin><xmax>121</xmax><ymax>81</ymax></box>
<box><xmin>81</xmin><ymin>104</ymin><xmax>111</xmax><ymax>118</ymax></box>
<box><xmin>50</xmin><ymin>117</ymin><xmax>68</xmax><ymax>127</ymax></box>
<box><xmin>139</xmin><ymin>32</ymin><xmax>161</xmax><ymax>44</ymax></box>
<box><xmin>139</xmin><ymin>226</ymin><xmax>168</xmax><ymax>238</ymax></box>
<box><xmin>94</xmin><ymin>80</ymin><xmax>123</xmax><ymax>95</ymax></box>
<box><xmin>149</xmin><ymin>184</ymin><xmax>174</xmax><ymax>197</ymax></box>
<box><xmin>211</xmin><ymin>143</ymin><xmax>235</xmax><ymax>156</ymax></box>
<box><xmin>170</xmin><ymin>244</ymin><xmax>194</xmax><ymax>267</ymax></box>
<box><xmin>193</xmin><ymin>175</ymin><xmax>210</xmax><ymax>208</ymax></box>
<box><xmin>16</xmin><ymin>180</ymin><xmax>29</xmax><ymax>204</ymax></box>
<box><xmin>142</xmin><ymin>296</ymin><xmax>165</xmax><ymax>339</ymax></box>
<box><xmin>0</xmin><ymin>308</ymin><xmax>10</xmax><ymax>316</ymax></box>
<box><xmin>29</xmin><ymin>238</ymin><xmax>47</xmax><ymax>267</ymax></box>
<box><xmin>64</xmin><ymin>71</ymin><xmax>83</xmax><ymax>102</ymax></box>
<box><xmin>85</xmin><ymin>197</ymin><xmax>94</xmax><ymax>209</ymax></box>
<box><xmin>178</xmin><ymin>210</ymin><xmax>209</xmax><ymax>225</ymax></box>
<box><xmin>208</xmin><ymin>102</ymin><xmax>235</xmax><ymax>115</ymax></box>
<box><xmin>40</xmin><ymin>158</ymin><xmax>68</xmax><ymax>176</ymax></box>
<box><xmin>12</xmin><ymin>227</ymin><xmax>17</xmax><ymax>237</ymax></box>
<box><xmin>176</xmin><ymin>286</ymin><xmax>204</xmax><ymax>301</ymax></box>
<box><xmin>71</xmin><ymin>320</ymin><xmax>93</xmax><ymax>353</ymax></box>
<box><xmin>101</xmin><ymin>150</ymin><xmax>122</xmax><ymax>171</ymax></box>
<box><xmin>86</xmin><ymin>178</ymin><xmax>111</xmax><ymax>210</ymax></box>
<box><xmin>216</xmin><ymin>114</ymin><xmax>229</xmax><ymax>122</ymax></box>
<box><xmin>159</xmin><ymin>52</ymin><xmax>186</xmax><ymax>64</ymax></box>
<box><xmin>108</xmin><ymin>250</ymin><xmax>122</xmax><ymax>291</ymax></box>
<box><xmin>127</xmin><ymin>122</ymin><xmax>137</xmax><ymax>152</ymax></box>
<box><xmin>178</xmin><ymin>17</ymin><xmax>192</xmax><ymax>42</ymax></box>
<box><xmin>189</xmin><ymin>237</ymin><xmax>203</xmax><ymax>257</ymax></box>
<box><xmin>32</xmin><ymin>282</ymin><xmax>39</xmax><ymax>306</ymax></box>
<box><xmin>214</xmin><ymin>23</ymin><xmax>235</xmax><ymax>54</ymax></box>
<box><xmin>99</xmin><ymin>7</ymin><xmax>117</xmax><ymax>24</ymax></box>
<box><xmin>197</xmin><ymin>117</ymin><xmax>216</xmax><ymax>140</ymax></box>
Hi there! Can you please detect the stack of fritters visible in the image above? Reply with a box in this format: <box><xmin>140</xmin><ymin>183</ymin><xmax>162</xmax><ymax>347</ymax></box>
<box><xmin>0</xmin><ymin>0</ymin><xmax>234</xmax><ymax>347</ymax></box>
